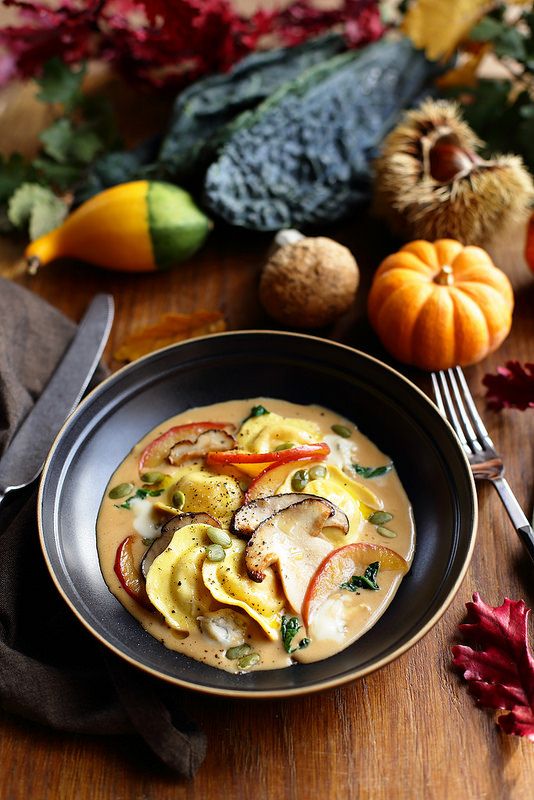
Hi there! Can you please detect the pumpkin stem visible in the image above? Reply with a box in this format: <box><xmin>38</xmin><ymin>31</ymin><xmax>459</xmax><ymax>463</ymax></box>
<box><xmin>435</xmin><ymin>265</ymin><xmax>454</xmax><ymax>286</ymax></box>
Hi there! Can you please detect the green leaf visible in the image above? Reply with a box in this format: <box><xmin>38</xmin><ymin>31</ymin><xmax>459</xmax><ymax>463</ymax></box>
<box><xmin>32</xmin><ymin>157</ymin><xmax>83</xmax><ymax>190</ymax></box>
<box><xmin>39</xmin><ymin>118</ymin><xmax>74</xmax><ymax>164</ymax></box>
<box><xmin>0</xmin><ymin>153</ymin><xmax>35</xmax><ymax>204</ymax></box>
<box><xmin>352</xmin><ymin>463</ymin><xmax>393</xmax><ymax>479</ymax></box>
<box><xmin>118</xmin><ymin>487</ymin><xmax>164</xmax><ymax>510</ymax></box>
<box><xmin>470</xmin><ymin>14</ymin><xmax>527</xmax><ymax>61</ymax></box>
<box><xmin>7</xmin><ymin>182</ymin><xmax>67</xmax><ymax>240</ymax></box>
<box><xmin>470</xmin><ymin>16</ymin><xmax>508</xmax><ymax>43</ymax></box>
<box><xmin>242</xmin><ymin>404</ymin><xmax>270</xmax><ymax>423</ymax></box>
<box><xmin>36</xmin><ymin>58</ymin><xmax>86</xmax><ymax>107</ymax></box>
<box><xmin>69</xmin><ymin>126</ymin><xmax>105</xmax><ymax>165</ymax></box>
<box><xmin>40</xmin><ymin>119</ymin><xmax>106</xmax><ymax>166</ymax></box>
<box><xmin>280</xmin><ymin>615</ymin><xmax>310</xmax><ymax>654</ymax></box>
<box><xmin>493</xmin><ymin>28</ymin><xmax>527</xmax><ymax>62</ymax></box>
<box><xmin>340</xmin><ymin>562</ymin><xmax>380</xmax><ymax>592</ymax></box>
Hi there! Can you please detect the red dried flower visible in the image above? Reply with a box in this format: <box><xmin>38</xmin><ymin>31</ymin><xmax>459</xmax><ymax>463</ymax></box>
<box><xmin>0</xmin><ymin>0</ymin><xmax>384</xmax><ymax>89</ymax></box>
<box><xmin>0</xmin><ymin>0</ymin><xmax>101</xmax><ymax>84</ymax></box>
<box><xmin>482</xmin><ymin>361</ymin><xmax>534</xmax><ymax>412</ymax></box>
<box><xmin>452</xmin><ymin>593</ymin><xmax>534</xmax><ymax>740</ymax></box>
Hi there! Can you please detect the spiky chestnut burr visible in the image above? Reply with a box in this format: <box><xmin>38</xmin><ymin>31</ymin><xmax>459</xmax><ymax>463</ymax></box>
<box><xmin>372</xmin><ymin>99</ymin><xmax>534</xmax><ymax>247</ymax></box>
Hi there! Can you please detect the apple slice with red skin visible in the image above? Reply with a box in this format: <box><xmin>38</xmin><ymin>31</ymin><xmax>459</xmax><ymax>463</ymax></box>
<box><xmin>114</xmin><ymin>535</ymin><xmax>152</xmax><ymax>609</ymax></box>
<box><xmin>302</xmin><ymin>543</ymin><xmax>409</xmax><ymax>627</ymax></box>
<box><xmin>244</xmin><ymin>456</ymin><xmax>327</xmax><ymax>502</ymax></box>
<box><xmin>206</xmin><ymin>442</ymin><xmax>329</xmax><ymax>472</ymax></box>
<box><xmin>138</xmin><ymin>421</ymin><xmax>235</xmax><ymax>472</ymax></box>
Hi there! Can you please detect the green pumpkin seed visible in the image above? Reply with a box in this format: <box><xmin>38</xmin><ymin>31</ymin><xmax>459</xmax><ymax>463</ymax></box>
<box><xmin>368</xmin><ymin>511</ymin><xmax>394</xmax><ymax>526</ymax></box>
<box><xmin>291</xmin><ymin>469</ymin><xmax>309</xmax><ymax>492</ymax></box>
<box><xmin>309</xmin><ymin>464</ymin><xmax>327</xmax><ymax>480</ymax></box>
<box><xmin>331</xmin><ymin>424</ymin><xmax>352</xmax><ymax>438</ymax></box>
<box><xmin>237</xmin><ymin>652</ymin><xmax>261</xmax><ymax>670</ymax></box>
<box><xmin>171</xmin><ymin>489</ymin><xmax>186</xmax><ymax>510</ymax></box>
<box><xmin>141</xmin><ymin>471</ymin><xmax>165</xmax><ymax>485</ymax></box>
<box><xmin>108</xmin><ymin>482</ymin><xmax>134</xmax><ymax>499</ymax></box>
<box><xmin>207</xmin><ymin>526</ymin><xmax>232</xmax><ymax>548</ymax></box>
<box><xmin>226</xmin><ymin>643</ymin><xmax>252</xmax><ymax>660</ymax></box>
<box><xmin>206</xmin><ymin>544</ymin><xmax>226</xmax><ymax>562</ymax></box>
<box><xmin>377</xmin><ymin>526</ymin><xmax>397</xmax><ymax>538</ymax></box>
<box><xmin>274</xmin><ymin>442</ymin><xmax>295</xmax><ymax>451</ymax></box>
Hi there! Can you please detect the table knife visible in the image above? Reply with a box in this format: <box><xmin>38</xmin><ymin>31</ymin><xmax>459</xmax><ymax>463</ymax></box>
<box><xmin>0</xmin><ymin>293</ymin><xmax>114</xmax><ymax>506</ymax></box>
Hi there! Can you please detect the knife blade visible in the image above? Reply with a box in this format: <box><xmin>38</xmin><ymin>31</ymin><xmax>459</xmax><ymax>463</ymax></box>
<box><xmin>0</xmin><ymin>293</ymin><xmax>114</xmax><ymax>504</ymax></box>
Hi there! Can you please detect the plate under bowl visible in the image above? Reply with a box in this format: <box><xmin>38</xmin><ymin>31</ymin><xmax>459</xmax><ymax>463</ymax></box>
<box><xmin>38</xmin><ymin>331</ymin><xmax>477</xmax><ymax>697</ymax></box>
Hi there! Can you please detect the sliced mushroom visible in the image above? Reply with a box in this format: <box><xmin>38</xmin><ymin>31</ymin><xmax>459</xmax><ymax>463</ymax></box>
<box><xmin>168</xmin><ymin>429</ymin><xmax>236</xmax><ymax>465</ymax></box>
<box><xmin>245</xmin><ymin>498</ymin><xmax>336</xmax><ymax>614</ymax></box>
<box><xmin>232</xmin><ymin>493</ymin><xmax>349</xmax><ymax>538</ymax></box>
<box><xmin>141</xmin><ymin>511</ymin><xmax>220</xmax><ymax>578</ymax></box>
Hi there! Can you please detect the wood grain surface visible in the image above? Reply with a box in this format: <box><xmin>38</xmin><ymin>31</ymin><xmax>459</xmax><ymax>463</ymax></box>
<box><xmin>2</xmin><ymin>55</ymin><xmax>534</xmax><ymax>800</ymax></box>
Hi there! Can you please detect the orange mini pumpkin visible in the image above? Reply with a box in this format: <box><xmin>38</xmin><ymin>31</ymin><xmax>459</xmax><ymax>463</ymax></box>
<box><xmin>368</xmin><ymin>239</ymin><xmax>514</xmax><ymax>371</ymax></box>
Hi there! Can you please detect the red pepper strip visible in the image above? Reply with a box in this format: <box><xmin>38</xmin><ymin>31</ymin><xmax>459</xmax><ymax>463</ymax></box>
<box><xmin>206</xmin><ymin>441</ymin><xmax>330</xmax><ymax>465</ymax></box>
<box><xmin>114</xmin><ymin>535</ymin><xmax>152</xmax><ymax>609</ymax></box>
<box><xmin>138</xmin><ymin>421</ymin><xmax>235</xmax><ymax>471</ymax></box>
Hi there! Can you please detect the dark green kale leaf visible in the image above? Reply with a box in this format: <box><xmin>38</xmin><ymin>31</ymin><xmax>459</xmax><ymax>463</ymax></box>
<box><xmin>73</xmin><ymin>137</ymin><xmax>160</xmax><ymax>206</ymax></box>
<box><xmin>340</xmin><ymin>562</ymin><xmax>380</xmax><ymax>591</ymax></box>
<box><xmin>157</xmin><ymin>33</ymin><xmax>346</xmax><ymax>181</ymax></box>
<box><xmin>204</xmin><ymin>37</ymin><xmax>442</xmax><ymax>230</ymax></box>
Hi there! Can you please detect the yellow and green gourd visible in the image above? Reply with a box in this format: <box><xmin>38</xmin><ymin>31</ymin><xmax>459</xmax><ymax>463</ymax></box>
<box><xmin>25</xmin><ymin>181</ymin><xmax>212</xmax><ymax>273</ymax></box>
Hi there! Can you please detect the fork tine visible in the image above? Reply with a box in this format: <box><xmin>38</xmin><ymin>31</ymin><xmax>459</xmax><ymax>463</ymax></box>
<box><xmin>446</xmin><ymin>368</ymin><xmax>484</xmax><ymax>453</ymax></box>
<box><xmin>431</xmin><ymin>372</ymin><xmax>445</xmax><ymax>415</ymax></box>
<box><xmin>454</xmin><ymin>366</ymin><xmax>493</xmax><ymax>444</ymax></box>
<box><xmin>434</xmin><ymin>370</ymin><xmax>470</xmax><ymax>452</ymax></box>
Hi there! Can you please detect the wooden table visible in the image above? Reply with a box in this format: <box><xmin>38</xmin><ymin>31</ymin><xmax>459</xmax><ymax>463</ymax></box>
<box><xmin>2</xmin><ymin>83</ymin><xmax>534</xmax><ymax>800</ymax></box>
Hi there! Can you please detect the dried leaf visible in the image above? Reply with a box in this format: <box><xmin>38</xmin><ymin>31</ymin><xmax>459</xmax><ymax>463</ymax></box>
<box><xmin>402</xmin><ymin>0</ymin><xmax>489</xmax><ymax>61</ymax></box>
<box><xmin>482</xmin><ymin>361</ymin><xmax>534</xmax><ymax>411</ymax></box>
<box><xmin>436</xmin><ymin>46</ymin><xmax>489</xmax><ymax>89</ymax></box>
<box><xmin>452</xmin><ymin>593</ymin><xmax>534</xmax><ymax>740</ymax></box>
<box><xmin>114</xmin><ymin>311</ymin><xmax>226</xmax><ymax>363</ymax></box>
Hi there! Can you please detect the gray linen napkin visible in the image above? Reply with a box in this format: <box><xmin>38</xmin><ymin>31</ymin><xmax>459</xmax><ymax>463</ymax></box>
<box><xmin>0</xmin><ymin>278</ymin><xmax>206</xmax><ymax>777</ymax></box>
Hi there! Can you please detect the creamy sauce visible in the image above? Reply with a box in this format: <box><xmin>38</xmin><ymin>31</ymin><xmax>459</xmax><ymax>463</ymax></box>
<box><xmin>96</xmin><ymin>398</ymin><xmax>415</xmax><ymax>673</ymax></box>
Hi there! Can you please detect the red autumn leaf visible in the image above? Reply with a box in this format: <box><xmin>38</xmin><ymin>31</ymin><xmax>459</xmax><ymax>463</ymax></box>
<box><xmin>0</xmin><ymin>0</ymin><xmax>384</xmax><ymax>89</ymax></box>
<box><xmin>452</xmin><ymin>592</ymin><xmax>534</xmax><ymax>740</ymax></box>
<box><xmin>482</xmin><ymin>361</ymin><xmax>534</xmax><ymax>412</ymax></box>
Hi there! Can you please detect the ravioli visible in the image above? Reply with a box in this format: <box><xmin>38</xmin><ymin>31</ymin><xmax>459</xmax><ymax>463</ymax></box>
<box><xmin>176</xmin><ymin>471</ymin><xmax>243</xmax><ymax>528</ymax></box>
<box><xmin>145</xmin><ymin>524</ymin><xmax>216</xmax><ymax>634</ymax></box>
<box><xmin>202</xmin><ymin>539</ymin><xmax>285</xmax><ymax>639</ymax></box>
<box><xmin>237</xmin><ymin>411</ymin><xmax>321</xmax><ymax>453</ymax></box>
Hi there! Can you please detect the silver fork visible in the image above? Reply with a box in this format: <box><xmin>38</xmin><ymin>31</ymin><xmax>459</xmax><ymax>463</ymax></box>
<box><xmin>432</xmin><ymin>366</ymin><xmax>534</xmax><ymax>566</ymax></box>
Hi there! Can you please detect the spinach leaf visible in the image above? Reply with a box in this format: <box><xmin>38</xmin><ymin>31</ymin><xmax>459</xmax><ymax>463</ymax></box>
<box><xmin>242</xmin><ymin>404</ymin><xmax>270</xmax><ymax>423</ymax></box>
<box><xmin>352</xmin><ymin>463</ymin><xmax>393</xmax><ymax>479</ymax></box>
<box><xmin>340</xmin><ymin>562</ymin><xmax>380</xmax><ymax>592</ymax></box>
<box><xmin>118</xmin><ymin>487</ymin><xmax>164</xmax><ymax>509</ymax></box>
<box><xmin>281</xmin><ymin>615</ymin><xmax>310</xmax><ymax>654</ymax></box>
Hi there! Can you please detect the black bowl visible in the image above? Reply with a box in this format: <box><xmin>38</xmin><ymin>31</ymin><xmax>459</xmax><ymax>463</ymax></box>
<box><xmin>38</xmin><ymin>331</ymin><xmax>477</xmax><ymax>697</ymax></box>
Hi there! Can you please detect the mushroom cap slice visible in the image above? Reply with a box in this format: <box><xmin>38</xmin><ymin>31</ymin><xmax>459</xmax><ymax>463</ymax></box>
<box><xmin>169</xmin><ymin>429</ymin><xmax>236</xmax><ymax>465</ymax></box>
<box><xmin>232</xmin><ymin>493</ymin><xmax>349</xmax><ymax>538</ymax></box>
<box><xmin>141</xmin><ymin>511</ymin><xmax>220</xmax><ymax>578</ymax></box>
<box><xmin>245</xmin><ymin>497</ymin><xmax>336</xmax><ymax>614</ymax></box>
